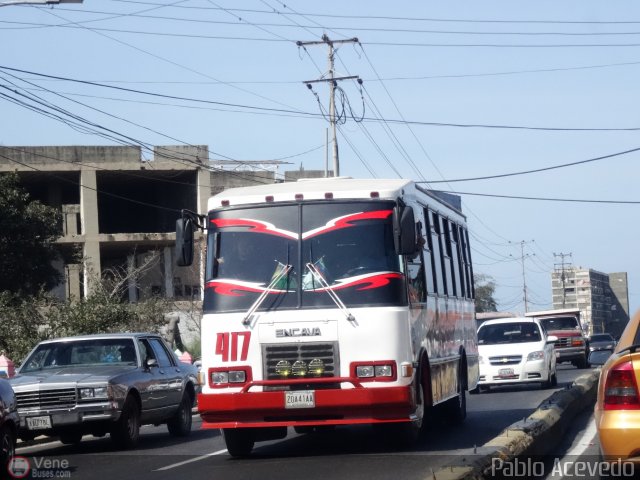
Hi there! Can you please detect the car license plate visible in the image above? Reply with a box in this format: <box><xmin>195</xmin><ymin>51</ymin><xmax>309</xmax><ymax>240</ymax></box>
<box><xmin>285</xmin><ymin>390</ymin><xmax>315</xmax><ymax>409</ymax></box>
<box><xmin>26</xmin><ymin>416</ymin><xmax>52</xmax><ymax>430</ymax></box>
<box><xmin>498</xmin><ymin>368</ymin><xmax>514</xmax><ymax>377</ymax></box>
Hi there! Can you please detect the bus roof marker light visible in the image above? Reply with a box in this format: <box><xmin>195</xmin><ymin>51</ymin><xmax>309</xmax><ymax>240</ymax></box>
<box><xmin>324</xmin><ymin>192</ymin><xmax>334</xmax><ymax>200</ymax></box>
<box><xmin>295</xmin><ymin>193</ymin><xmax>304</xmax><ymax>201</ymax></box>
<box><xmin>370</xmin><ymin>191</ymin><xmax>380</xmax><ymax>198</ymax></box>
<box><xmin>221</xmin><ymin>200</ymin><xmax>230</xmax><ymax>207</ymax></box>
<box><xmin>265</xmin><ymin>195</ymin><xmax>274</xmax><ymax>202</ymax></box>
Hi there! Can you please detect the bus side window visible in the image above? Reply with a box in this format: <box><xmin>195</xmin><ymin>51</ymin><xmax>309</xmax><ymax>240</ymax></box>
<box><xmin>452</xmin><ymin>223</ymin><xmax>465</xmax><ymax>298</ymax></box>
<box><xmin>423</xmin><ymin>208</ymin><xmax>438</xmax><ymax>295</ymax></box>
<box><xmin>432</xmin><ymin>212</ymin><xmax>447</xmax><ymax>295</ymax></box>
<box><xmin>407</xmin><ymin>219</ymin><xmax>427</xmax><ymax>304</ymax></box>
<box><xmin>461</xmin><ymin>227</ymin><xmax>475</xmax><ymax>299</ymax></box>
<box><xmin>457</xmin><ymin>225</ymin><xmax>470</xmax><ymax>298</ymax></box>
<box><xmin>438</xmin><ymin>215</ymin><xmax>453</xmax><ymax>296</ymax></box>
<box><xmin>444</xmin><ymin>219</ymin><xmax>460</xmax><ymax>297</ymax></box>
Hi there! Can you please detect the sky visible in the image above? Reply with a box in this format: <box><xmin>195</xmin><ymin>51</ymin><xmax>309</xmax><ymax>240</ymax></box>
<box><xmin>2</xmin><ymin>0</ymin><xmax>640</xmax><ymax>317</ymax></box>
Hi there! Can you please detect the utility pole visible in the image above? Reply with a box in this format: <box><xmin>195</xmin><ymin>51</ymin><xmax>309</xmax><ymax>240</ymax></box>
<box><xmin>510</xmin><ymin>240</ymin><xmax>534</xmax><ymax>313</ymax></box>
<box><xmin>520</xmin><ymin>241</ymin><xmax>529</xmax><ymax>313</ymax></box>
<box><xmin>298</xmin><ymin>35</ymin><xmax>359</xmax><ymax>177</ymax></box>
<box><xmin>554</xmin><ymin>252</ymin><xmax>573</xmax><ymax>308</ymax></box>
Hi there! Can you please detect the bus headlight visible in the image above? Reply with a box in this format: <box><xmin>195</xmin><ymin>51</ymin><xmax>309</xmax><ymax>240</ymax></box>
<box><xmin>275</xmin><ymin>360</ymin><xmax>292</xmax><ymax>377</ymax></box>
<box><xmin>292</xmin><ymin>360</ymin><xmax>308</xmax><ymax>377</ymax></box>
<box><xmin>374</xmin><ymin>365</ymin><xmax>393</xmax><ymax>377</ymax></box>
<box><xmin>356</xmin><ymin>365</ymin><xmax>375</xmax><ymax>378</ymax></box>
<box><xmin>353</xmin><ymin>362</ymin><xmax>396</xmax><ymax>381</ymax></box>
<box><xmin>308</xmin><ymin>358</ymin><xmax>325</xmax><ymax>377</ymax></box>
<box><xmin>210</xmin><ymin>367</ymin><xmax>251</xmax><ymax>387</ymax></box>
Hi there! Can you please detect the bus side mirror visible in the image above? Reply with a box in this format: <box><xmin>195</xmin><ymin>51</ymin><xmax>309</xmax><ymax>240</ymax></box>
<box><xmin>176</xmin><ymin>217</ymin><xmax>194</xmax><ymax>266</ymax></box>
<box><xmin>393</xmin><ymin>206</ymin><xmax>417</xmax><ymax>255</ymax></box>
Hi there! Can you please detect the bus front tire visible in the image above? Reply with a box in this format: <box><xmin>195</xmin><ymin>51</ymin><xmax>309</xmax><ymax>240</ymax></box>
<box><xmin>223</xmin><ymin>429</ymin><xmax>255</xmax><ymax>457</ymax></box>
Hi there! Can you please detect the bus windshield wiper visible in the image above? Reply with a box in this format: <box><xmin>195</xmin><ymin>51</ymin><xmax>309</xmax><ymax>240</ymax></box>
<box><xmin>305</xmin><ymin>262</ymin><xmax>356</xmax><ymax>323</ymax></box>
<box><xmin>242</xmin><ymin>263</ymin><xmax>292</xmax><ymax>326</ymax></box>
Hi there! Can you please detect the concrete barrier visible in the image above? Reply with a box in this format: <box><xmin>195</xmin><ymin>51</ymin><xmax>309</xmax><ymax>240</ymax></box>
<box><xmin>430</xmin><ymin>370</ymin><xmax>600</xmax><ymax>480</ymax></box>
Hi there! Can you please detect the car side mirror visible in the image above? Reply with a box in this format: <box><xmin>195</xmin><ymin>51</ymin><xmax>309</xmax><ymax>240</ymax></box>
<box><xmin>589</xmin><ymin>349</ymin><xmax>613</xmax><ymax>367</ymax></box>
<box><xmin>546</xmin><ymin>335</ymin><xmax>558</xmax><ymax>344</ymax></box>
<box><xmin>145</xmin><ymin>358</ymin><xmax>158</xmax><ymax>370</ymax></box>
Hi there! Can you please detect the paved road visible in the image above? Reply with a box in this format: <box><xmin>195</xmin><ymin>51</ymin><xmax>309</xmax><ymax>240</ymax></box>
<box><xmin>15</xmin><ymin>365</ymin><xmax>587</xmax><ymax>480</ymax></box>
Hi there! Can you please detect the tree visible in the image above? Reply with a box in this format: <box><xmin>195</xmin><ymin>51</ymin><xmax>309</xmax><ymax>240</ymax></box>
<box><xmin>0</xmin><ymin>172</ymin><xmax>62</xmax><ymax>296</ymax></box>
<box><xmin>474</xmin><ymin>273</ymin><xmax>498</xmax><ymax>313</ymax></box>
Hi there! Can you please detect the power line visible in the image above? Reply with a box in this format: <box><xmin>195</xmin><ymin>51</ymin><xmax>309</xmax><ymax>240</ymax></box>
<box><xmin>437</xmin><ymin>190</ymin><xmax>640</xmax><ymax>204</ymax></box>
<box><xmin>423</xmin><ymin>146</ymin><xmax>640</xmax><ymax>183</ymax></box>
<box><xmin>16</xmin><ymin>58</ymin><xmax>640</xmax><ymax>85</ymax></box>
<box><xmin>5</xmin><ymin>65</ymin><xmax>640</xmax><ymax>132</ymax></box>
<box><xmin>23</xmin><ymin>7</ymin><xmax>640</xmax><ymax>36</ymax></box>
<box><xmin>9</xmin><ymin>19</ymin><xmax>640</xmax><ymax>48</ymax></box>
<box><xmin>97</xmin><ymin>2</ymin><xmax>640</xmax><ymax>25</ymax></box>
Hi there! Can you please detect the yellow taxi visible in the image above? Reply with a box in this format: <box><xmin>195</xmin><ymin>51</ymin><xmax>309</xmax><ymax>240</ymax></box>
<box><xmin>593</xmin><ymin>310</ymin><xmax>640</xmax><ymax>461</ymax></box>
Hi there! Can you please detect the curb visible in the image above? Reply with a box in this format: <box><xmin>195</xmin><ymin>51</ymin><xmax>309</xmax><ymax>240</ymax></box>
<box><xmin>431</xmin><ymin>370</ymin><xmax>600</xmax><ymax>480</ymax></box>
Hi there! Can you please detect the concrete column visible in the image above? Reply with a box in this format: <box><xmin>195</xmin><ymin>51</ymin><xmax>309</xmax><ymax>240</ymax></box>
<box><xmin>66</xmin><ymin>264</ymin><xmax>81</xmax><ymax>300</ymax></box>
<box><xmin>80</xmin><ymin>169</ymin><xmax>101</xmax><ymax>296</ymax></box>
<box><xmin>61</xmin><ymin>204</ymin><xmax>80</xmax><ymax>237</ymax></box>
<box><xmin>164</xmin><ymin>247</ymin><xmax>174</xmax><ymax>299</ymax></box>
<box><xmin>127</xmin><ymin>254</ymin><xmax>138</xmax><ymax>303</ymax></box>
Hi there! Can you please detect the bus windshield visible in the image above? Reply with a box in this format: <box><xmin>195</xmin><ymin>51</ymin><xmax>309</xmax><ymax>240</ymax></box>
<box><xmin>204</xmin><ymin>201</ymin><xmax>405</xmax><ymax>313</ymax></box>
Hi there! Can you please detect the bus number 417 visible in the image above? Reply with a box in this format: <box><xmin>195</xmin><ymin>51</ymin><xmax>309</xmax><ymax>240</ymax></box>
<box><xmin>215</xmin><ymin>332</ymin><xmax>251</xmax><ymax>362</ymax></box>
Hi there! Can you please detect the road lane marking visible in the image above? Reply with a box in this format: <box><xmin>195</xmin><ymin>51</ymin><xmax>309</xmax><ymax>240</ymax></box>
<box><xmin>154</xmin><ymin>449</ymin><xmax>228</xmax><ymax>471</ymax></box>
<box><xmin>564</xmin><ymin>417</ymin><xmax>597</xmax><ymax>457</ymax></box>
<box><xmin>547</xmin><ymin>418</ymin><xmax>597</xmax><ymax>479</ymax></box>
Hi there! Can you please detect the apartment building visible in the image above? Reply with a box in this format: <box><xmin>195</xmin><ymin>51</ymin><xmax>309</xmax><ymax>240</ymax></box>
<box><xmin>551</xmin><ymin>267</ymin><xmax>629</xmax><ymax>338</ymax></box>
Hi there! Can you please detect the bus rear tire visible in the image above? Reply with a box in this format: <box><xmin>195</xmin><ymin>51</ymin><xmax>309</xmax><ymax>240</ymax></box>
<box><xmin>222</xmin><ymin>429</ymin><xmax>255</xmax><ymax>457</ymax></box>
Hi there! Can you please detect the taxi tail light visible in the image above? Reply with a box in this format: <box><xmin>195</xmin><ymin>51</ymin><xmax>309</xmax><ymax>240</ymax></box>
<box><xmin>604</xmin><ymin>360</ymin><xmax>640</xmax><ymax>410</ymax></box>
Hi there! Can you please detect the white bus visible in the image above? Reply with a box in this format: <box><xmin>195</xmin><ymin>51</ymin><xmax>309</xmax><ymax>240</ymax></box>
<box><xmin>176</xmin><ymin>177</ymin><xmax>478</xmax><ymax>456</ymax></box>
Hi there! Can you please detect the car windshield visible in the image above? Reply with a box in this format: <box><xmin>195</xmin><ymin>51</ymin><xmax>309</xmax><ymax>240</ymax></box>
<box><xmin>590</xmin><ymin>334</ymin><xmax>614</xmax><ymax>342</ymax></box>
<box><xmin>478</xmin><ymin>322</ymin><xmax>542</xmax><ymax>345</ymax></box>
<box><xmin>540</xmin><ymin>316</ymin><xmax>579</xmax><ymax>331</ymax></box>
<box><xmin>20</xmin><ymin>338</ymin><xmax>137</xmax><ymax>372</ymax></box>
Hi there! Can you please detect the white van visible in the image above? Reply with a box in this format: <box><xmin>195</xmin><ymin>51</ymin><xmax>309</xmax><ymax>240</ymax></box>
<box><xmin>475</xmin><ymin>317</ymin><xmax>558</xmax><ymax>392</ymax></box>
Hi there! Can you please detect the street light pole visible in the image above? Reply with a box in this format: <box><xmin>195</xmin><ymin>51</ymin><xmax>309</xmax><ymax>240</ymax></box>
<box><xmin>0</xmin><ymin>0</ymin><xmax>82</xmax><ymax>7</ymax></box>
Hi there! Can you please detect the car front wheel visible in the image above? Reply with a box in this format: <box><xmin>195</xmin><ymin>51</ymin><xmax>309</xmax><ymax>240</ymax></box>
<box><xmin>0</xmin><ymin>424</ymin><xmax>16</xmax><ymax>473</ymax></box>
<box><xmin>168</xmin><ymin>392</ymin><xmax>193</xmax><ymax>437</ymax></box>
<box><xmin>111</xmin><ymin>396</ymin><xmax>141</xmax><ymax>449</ymax></box>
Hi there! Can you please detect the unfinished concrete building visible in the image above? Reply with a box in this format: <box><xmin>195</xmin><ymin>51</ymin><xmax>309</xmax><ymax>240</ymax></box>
<box><xmin>0</xmin><ymin>145</ymin><xmax>330</xmax><ymax>307</ymax></box>
<box><xmin>0</xmin><ymin>145</ymin><xmax>210</xmax><ymax>302</ymax></box>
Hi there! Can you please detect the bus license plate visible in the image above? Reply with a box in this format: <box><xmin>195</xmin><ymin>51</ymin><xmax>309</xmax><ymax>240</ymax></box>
<box><xmin>498</xmin><ymin>368</ymin><xmax>514</xmax><ymax>377</ymax></box>
<box><xmin>285</xmin><ymin>390</ymin><xmax>315</xmax><ymax>409</ymax></box>
<box><xmin>26</xmin><ymin>416</ymin><xmax>52</xmax><ymax>430</ymax></box>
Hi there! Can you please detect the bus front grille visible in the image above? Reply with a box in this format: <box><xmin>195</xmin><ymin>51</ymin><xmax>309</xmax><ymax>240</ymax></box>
<box><xmin>262</xmin><ymin>342</ymin><xmax>339</xmax><ymax>390</ymax></box>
